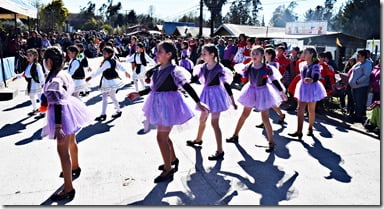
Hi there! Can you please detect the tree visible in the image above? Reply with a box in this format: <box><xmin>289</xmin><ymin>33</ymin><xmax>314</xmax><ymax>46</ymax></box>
<box><xmin>224</xmin><ymin>0</ymin><xmax>262</xmax><ymax>25</ymax></box>
<box><xmin>224</xmin><ymin>1</ymin><xmax>251</xmax><ymax>25</ymax></box>
<box><xmin>40</xmin><ymin>0</ymin><xmax>69</xmax><ymax>32</ymax></box>
<box><xmin>204</xmin><ymin>0</ymin><xmax>227</xmax><ymax>30</ymax></box>
<box><xmin>304</xmin><ymin>0</ymin><xmax>336</xmax><ymax>22</ymax></box>
<box><xmin>106</xmin><ymin>0</ymin><xmax>122</xmax><ymax>26</ymax></box>
<box><xmin>269</xmin><ymin>1</ymin><xmax>298</xmax><ymax>27</ymax></box>
<box><xmin>127</xmin><ymin>10</ymin><xmax>137</xmax><ymax>24</ymax></box>
<box><xmin>333</xmin><ymin>0</ymin><xmax>379</xmax><ymax>39</ymax></box>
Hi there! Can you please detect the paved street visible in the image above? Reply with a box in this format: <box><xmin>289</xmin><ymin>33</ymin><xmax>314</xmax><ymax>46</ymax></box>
<box><xmin>0</xmin><ymin>58</ymin><xmax>380</xmax><ymax>205</ymax></box>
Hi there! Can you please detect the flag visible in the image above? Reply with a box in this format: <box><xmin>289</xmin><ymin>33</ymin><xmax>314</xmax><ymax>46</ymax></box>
<box><xmin>336</xmin><ymin>37</ymin><xmax>343</xmax><ymax>47</ymax></box>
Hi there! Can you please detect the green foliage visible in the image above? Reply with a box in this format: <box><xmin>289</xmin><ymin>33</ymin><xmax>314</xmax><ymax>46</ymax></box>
<box><xmin>40</xmin><ymin>0</ymin><xmax>69</xmax><ymax>32</ymax></box>
<box><xmin>224</xmin><ymin>0</ymin><xmax>262</xmax><ymax>25</ymax></box>
<box><xmin>269</xmin><ymin>2</ymin><xmax>298</xmax><ymax>27</ymax></box>
<box><xmin>204</xmin><ymin>0</ymin><xmax>227</xmax><ymax>28</ymax></box>
<box><xmin>304</xmin><ymin>0</ymin><xmax>336</xmax><ymax>22</ymax></box>
<box><xmin>101</xmin><ymin>23</ymin><xmax>113</xmax><ymax>34</ymax></box>
<box><xmin>334</xmin><ymin>0</ymin><xmax>380</xmax><ymax>39</ymax></box>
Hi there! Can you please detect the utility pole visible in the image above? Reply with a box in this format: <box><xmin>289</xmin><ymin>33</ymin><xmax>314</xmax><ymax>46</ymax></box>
<box><xmin>199</xmin><ymin>0</ymin><xmax>203</xmax><ymax>38</ymax></box>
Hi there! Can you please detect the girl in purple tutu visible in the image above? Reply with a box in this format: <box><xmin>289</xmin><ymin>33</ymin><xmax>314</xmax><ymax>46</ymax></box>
<box><xmin>127</xmin><ymin>40</ymin><xmax>209</xmax><ymax>183</ymax></box>
<box><xmin>255</xmin><ymin>47</ymin><xmax>286</xmax><ymax>128</ymax></box>
<box><xmin>41</xmin><ymin>46</ymin><xmax>93</xmax><ymax>201</ymax></box>
<box><xmin>179</xmin><ymin>41</ymin><xmax>194</xmax><ymax>74</ymax></box>
<box><xmin>288</xmin><ymin>47</ymin><xmax>326</xmax><ymax>139</ymax></box>
<box><xmin>186</xmin><ymin>44</ymin><xmax>237</xmax><ymax>160</ymax></box>
<box><xmin>226</xmin><ymin>46</ymin><xmax>287</xmax><ymax>152</ymax></box>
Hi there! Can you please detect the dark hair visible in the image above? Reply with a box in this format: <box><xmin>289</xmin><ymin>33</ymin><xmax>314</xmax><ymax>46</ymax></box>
<box><xmin>203</xmin><ymin>43</ymin><xmax>220</xmax><ymax>63</ymax></box>
<box><xmin>277</xmin><ymin>45</ymin><xmax>286</xmax><ymax>51</ymax></box>
<box><xmin>182</xmin><ymin>41</ymin><xmax>189</xmax><ymax>49</ymax></box>
<box><xmin>251</xmin><ymin>46</ymin><xmax>266</xmax><ymax>64</ymax></box>
<box><xmin>75</xmin><ymin>43</ymin><xmax>84</xmax><ymax>50</ymax></box>
<box><xmin>158</xmin><ymin>39</ymin><xmax>179</xmax><ymax>65</ymax></box>
<box><xmin>102</xmin><ymin>46</ymin><xmax>114</xmax><ymax>58</ymax></box>
<box><xmin>265</xmin><ymin>48</ymin><xmax>276</xmax><ymax>60</ymax></box>
<box><xmin>67</xmin><ymin>45</ymin><xmax>80</xmax><ymax>55</ymax></box>
<box><xmin>26</xmin><ymin>48</ymin><xmax>39</xmax><ymax>62</ymax></box>
<box><xmin>318</xmin><ymin>52</ymin><xmax>326</xmax><ymax>58</ymax></box>
<box><xmin>44</xmin><ymin>46</ymin><xmax>64</xmax><ymax>83</ymax></box>
<box><xmin>292</xmin><ymin>47</ymin><xmax>300</xmax><ymax>52</ymax></box>
<box><xmin>324</xmin><ymin>51</ymin><xmax>333</xmax><ymax>60</ymax></box>
<box><xmin>239</xmin><ymin>33</ymin><xmax>247</xmax><ymax>41</ymax></box>
<box><xmin>357</xmin><ymin>50</ymin><xmax>368</xmax><ymax>59</ymax></box>
<box><xmin>136</xmin><ymin>42</ymin><xmax>144</xmax><ymax>48</ymax></box>
<box><xmin>304</xmin><ymin>47</ymin><xmax>319</xmax><ymax>64</ymax></box>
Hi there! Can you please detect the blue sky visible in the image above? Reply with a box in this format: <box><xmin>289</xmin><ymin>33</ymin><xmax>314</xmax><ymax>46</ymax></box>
<box><xmin>34</xmin><ymin>0</ymin><xmax>349</xmax><ymax>25</ymax></box>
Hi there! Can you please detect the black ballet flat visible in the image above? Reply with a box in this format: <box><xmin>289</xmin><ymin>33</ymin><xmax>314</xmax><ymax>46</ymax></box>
<box><xmin>154</xmin><ymin>169</ymin><xmax>175</xmax><ymax>183</ymax></box>
<box><xmin>208</xmin><ymin>151</ymin><xmax>224</xmax><ymax>161</ymax></box>
<box><xmin>266</xmin><ymin>142</ymin><xmax>275</xmax><ymax>153</ymax></box>
<box><xmin>28</xmin><ymin>109</ymin><xmax>39</xmax><ymax>116</ymax></box>
<box><xmin>186</xmin><ymin>140</ymin><xmax>203</xmax><ymax>146</ymax></box>
<box><xmin>288</xmin><ymin>132</ymin><xmax>303</xmax><ymax>140</ymax></box>
<box><xmin>59</xmin><ymin>167</ymin><xmax>81</xmax><ymax>178</ymax></box>
<box><xmin>50</xmin><ymin>189</ymin><xmax>76</xmax><ymax>201</ymax></box>
<box><xmin>256</xmin><ymin>123</ymin><xmax>265</xmax><ymax>128</ymax></box>
<box><xmin>158</xmin><ymin>158</ymin><xmax>179</xmax><ymax>171</ymax></box>
<box><xmin>278</xmin><ymin>114</ymin><xmax>286</xmax><ymax>124</ymax></box>
<box><xmin>95</xmin><ymin>115</ymin><xmax>106</xmax><ymax>121</ymax></box>
<box><xmin>226</xmin><ymin>136</ymin><xmax>238</xmax><ymax>143</ymax></box>
<box><xmin>307</xmin><ymin>128</ymin><xmax>313</xmax><ymax>136</ymax></box>
<box><xmin>111</xmin><ymin>111</ymin><xmax>122</xmax><ymax>118</ymax></box>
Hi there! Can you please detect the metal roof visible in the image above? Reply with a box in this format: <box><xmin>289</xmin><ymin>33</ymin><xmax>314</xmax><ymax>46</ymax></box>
<box><xmin>0</xmin><ymin>0</ymin><xmax>37</xmax><ymax>19</ymax></box>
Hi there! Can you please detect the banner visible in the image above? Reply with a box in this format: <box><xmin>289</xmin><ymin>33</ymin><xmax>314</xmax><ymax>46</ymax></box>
<box><xmin>286</xmin><ymin>21</ymin><xmax>327</xmax><ymax>35</ymax></box>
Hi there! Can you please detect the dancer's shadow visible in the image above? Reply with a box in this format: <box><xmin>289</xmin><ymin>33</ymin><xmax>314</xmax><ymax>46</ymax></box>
<box><xmin>119</xmin><ymin>83</ymin><xmax>133</xmax><ymax>91</ymax></box>
<box><xmin>84</xmin><ymin>93</ymin><xmax>102</xmax><ymax>106</ymax></box>
<box><xmin>0</xmin><ymin>116</ymin><xmax>40</xmax><ymax>138</ymax></box>
<box><xmin>300</xmin><ymin>136</ymin><xmax>352</xmax><ymax>183</ymax></box>
<box><xmin>164</xmin><ymin>146</ymin><xmax>237</xmax><ymax>205</ymax></box>
<box><xmin>257</xmin><ymin>124</ymin><xmax>291</xmax><ymax>159</ymax></box>
<box><xmin>40</xmin><ymin>184</ymin><xmax>74</xmax><ymax>205</ymax></box>
<box><xmin>219</xmin><ymin>143</ymin><xmax>299</xmax><ymax>205</ymax></box>
<box><xmin>2</xmin><ymin>100</ymin><xmax>31</xmax><ymax>112</ymax></box>
<box><xmin>76</xmin><ymin>117</ymin><xmax>117</xmax><ymax>144</ymax></box>
<box><xmin>119</xmin><ymin>97</ymin><xmax>144</xmax><ymax>108</ymax></box>
<box><xmin>127</xmin><ymin>182</ymin><xmax>171</xmax><ymax>205</ymax></box>
<box><xmin>313</xmin><ymin>121</ymin><xmax>333</xmax><ymax>138</ymax></box>
<box><xmin>15</xmin><ymin>128</ymin><xmax>42</xmax><ymax>145</ymax></box>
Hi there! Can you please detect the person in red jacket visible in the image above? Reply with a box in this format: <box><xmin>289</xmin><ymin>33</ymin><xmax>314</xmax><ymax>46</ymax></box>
<box><xmin>318</xmin><ymin>52</ymin><xmax>336</xmax><ymax>96</ymax></box>
<box><xmin>276</xmin><ymin>45</ymin><xmax>290</xmax><ymax>75</ymax></box>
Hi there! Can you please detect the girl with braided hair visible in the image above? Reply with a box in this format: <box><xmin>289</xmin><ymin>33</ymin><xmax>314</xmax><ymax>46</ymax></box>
<box><xmin>186</xmin><ymin>44</ymin><xmax>237</xmax><ymax>161</ymax></box>
<box><xmin>226</xmin><ymin>46</ymin><xmax>287</xmax><ymax>152</ymax></box>
<box><xmin>288</xmin><ymin>47</ymin><xmax>327</xmax><ymax>139</ymax></box>
<box><xmin>127</xmin><ymin>40</ymin><xmax>209</xmax><ymax>183</ymax></box>
<box><xmin>41</xmin><ymin>46</ymin><xmax>92</xmax><ymax>201</ymax></box>
<box><xmin>12</xmin><ymin>48</ymin><xmax>45</xmax><ymax>116</ymax></box>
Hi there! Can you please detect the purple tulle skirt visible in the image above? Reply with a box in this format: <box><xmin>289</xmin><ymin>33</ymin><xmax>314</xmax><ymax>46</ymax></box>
<box><xmin>294</xmin><ymin>80</ymin><xmax>327</xmax><ymax>102</ymax></box>
<box><xmin>42</xmin><ymin>97</ymin><xmax>93</xmax><ymax>139</ymax></box>
<box><xmin>143</xmin><ymin>91</ymin><xmax>195</xmax><ymax>127</ymax></box>
<box><xmin>180</xmin><ymin>59</ymin><xmax>193</xmax><ymax>71</ymax></box>
<box><xmin>196</xmin><ymin>85</ymin><xmax>231</xmax><ymax>113</ymax></box>
<box><xmin>238</xmin><ymin>83</ymin><xmax>282</xmax><ymax>110</ymax></box>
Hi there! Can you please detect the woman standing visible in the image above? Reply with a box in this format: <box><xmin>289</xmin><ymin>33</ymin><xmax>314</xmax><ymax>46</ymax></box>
<box><xmin>288</xmin><ymin>47</ymin><xmax>327</xmax><ymax>139</ymax></box>
<box><xmin>41</xmin><ymin>46</ymin><xmax>92</xmax><ymax>201</ymax></box>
